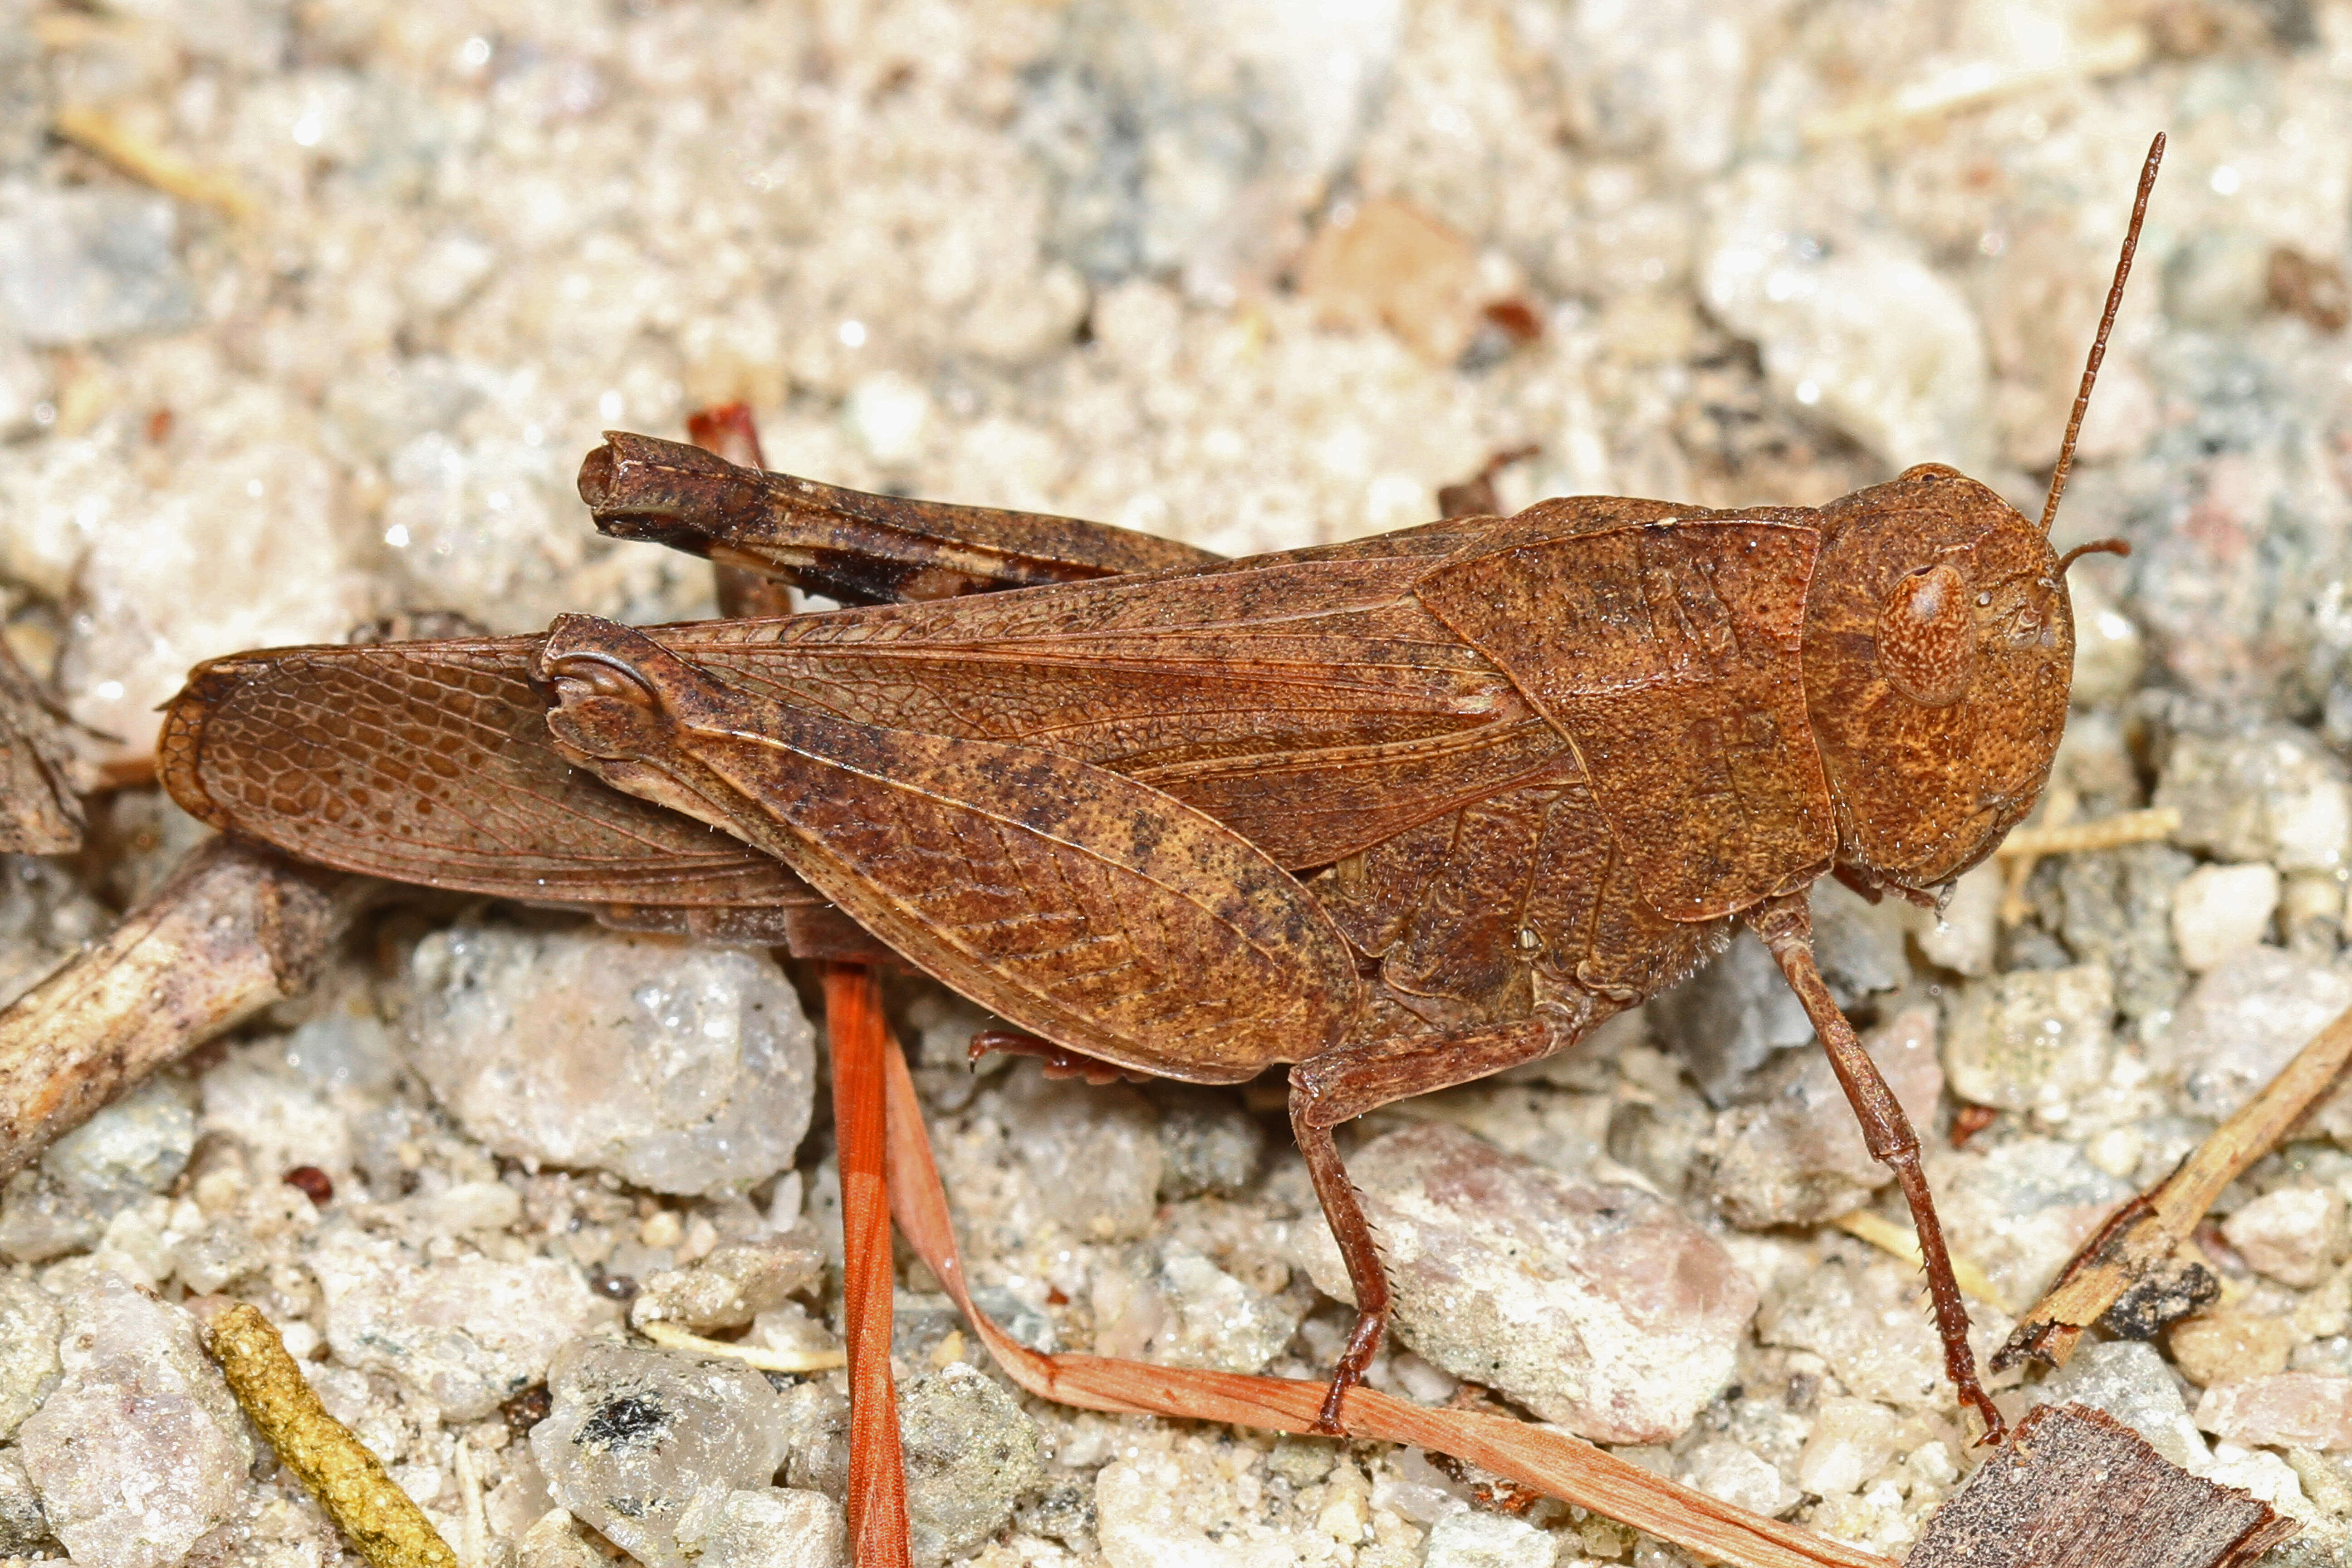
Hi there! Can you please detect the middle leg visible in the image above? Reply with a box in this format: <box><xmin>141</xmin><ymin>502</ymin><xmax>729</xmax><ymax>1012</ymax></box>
<box><xmin>1288</xmin><ymin>1003</ymin><xmax>1603</xmax><ymax>1434</ymax></box>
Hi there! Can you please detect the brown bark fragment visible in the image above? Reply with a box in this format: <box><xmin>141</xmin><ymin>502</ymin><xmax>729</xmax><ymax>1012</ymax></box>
<box><xmin>1907</xmin><ymin>1403</ymin><xmax>2296</xmax><ymax>1568</ymax></box>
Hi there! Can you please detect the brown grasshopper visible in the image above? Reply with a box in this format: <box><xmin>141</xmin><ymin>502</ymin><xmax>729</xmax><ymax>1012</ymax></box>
<box><xmin>159</xmin><ymin>138</ymin><xmax>2166</xmax><ymax>1442</ymax></box>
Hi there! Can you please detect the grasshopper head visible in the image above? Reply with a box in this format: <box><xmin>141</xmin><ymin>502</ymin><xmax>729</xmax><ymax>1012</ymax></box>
<box><xmin>1801</xmin><ymin>464</ymin><xmax>2079</xmax><ymax>904</ymax></box>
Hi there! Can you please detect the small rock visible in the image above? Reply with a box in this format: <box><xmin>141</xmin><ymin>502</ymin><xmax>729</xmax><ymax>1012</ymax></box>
<box><xmin>0</xmin><ymin>185</ymin><xmax>195</xmax><ymax>345</ymax></box>
<box><xmin>1700</xmin><ymin>1004</ymin><xmax>1942</xmax><ymax>1227</ymax></box>
<box><xmin>2223</xmin><ymin>1187</ymin><xmax>2343</xmax><ymax>1288</ymax></box>
<box><xmin>2033</xmin><ymin>1339</ymin><xmax>2209</xmax><ymax>1471</ymax></box>
<box><xmin>39</xmin><ymin>1077</ymin><xmax>194</xmax><ymax>1206</ymax></box>
<box><xmin>675</xmin><ymin>1486</ymin><xmax>846</xmax><ymax>1568</ymax></box>
<box><xmin>2152</xmin><ymin>946</ymin><xmax>2352</xmax><ymax>1119</ymax></box>
<box><xmin>1702</xmin><ymin>162</ymin><xmax>1989</xmax><ymax>472</ymax></box>
<box><xmin>2196</xmin><ymin>1373</ymin><xmax>2352</xmax><ymax>1451</ymax></box>
<box><xmin>1153</xmin><ymin>1086</ymin><xmax>1265</xmax><ymax>1200</ymax></box>
<box><xmin>631</xmin><ymin>1235</ymin><xmax>825</xmax><ymax>1333</ymax></box>
<box><xmin>1651</xmin><ymin>929</ymin><xmax>1814</xmax><ymax>1106</ymax></box>
<box><xmin>1907</xmin><ymin>863</ymin><xmax>2004</xmax><ymax>978</ymax></box>
<box><xmin>0</xmin><ymin>1272</ymin><xmax>59</xmax><ymax>1437</ymax></box>
<box><xmin>409</xmin><ymin>923</ymin><xmax>816</xmax><ymax>1196</ymax></box>
<box><xmin>2158</xmin><ymin>728</ymin><xmax>2352</xmax><ymax>874</ymax></box>
<box><xmin>198</xmin><ymin>1056</ymin><xmax>351</xmax><ymax>1185</ymax></box>
<box><xmin>1295</xmin><ymin>1122</ymin><xmax>1756</xmax><ymax>1442</ymax></box>
<box><xmin>0</xmin><ymin>1169</ymin><xmax>100</xmax><ymax>1264</ymax></box>
<box><xmin>1298</xmin><ymin>197</ymin><xmax>1482</xmax><ymax>363</ymax></box>
<box><xmin>0</xmin><ymin>1447</ymin><xmax>47</xmax><ymax>1554</ymax></box>
<box><xmin>2171</xmin><ymin>862</ymin><xmax>2282</xmax><ymax>973</ymax></box>
<box><xmin>1153</xmin><ymin>1241</ymin><xmax>1305</xmax><ymax>1373</ymax></box>
<box><xmin>2068</xmin><ymin>575</ymin><xmax>2147</xmax><ymax>709</ymax></box>
<box><xmin>998</xmin><ymin>1068</ymin><xmax>1163</xmax><ymax>1242</ymax></box>
<box><xmin>774</xmin><ymin>1378</ymin><xmax>849</xmax><ymax>1500</ymax></box>
<box><xmin>1796</xmin><ymin>1396</ymin><xmax>1904</xmax><ymax>1496</ymax></box>
<box><xmin>2169</xmin><ymin>1311</ymin><xmax>2295</xmax><ymax>1387</ymax></box>
<box><xmin>1421</xmin><ymin>1508</ymin><xmax>1558</xmax><ymax>1568</ymax></box>
<box><xmin>1941</xmin><ymin>964</ymin><xmax>2114</xmax><ymax>1119</ymax></box>
<box><xmin>1931</xmin><ymin>1137</ymin><xmax>2135</xmax><ymax>1309</ymax></box>
<box><xmin>518</xmin><ymin>1508</ymin><xmax>607</xmax><ymax>1568</ymax></box>
<box><xmin>900</xmin><ymin>1362</ymin><xmax>1044</xmax><ymax>1566</ymax></box>
<box><xmin>2056</xmin><ymin>842</ymin><xmax>2195</xmax><ymax>1026</ymax></box>
<box><xmin>15</xmin><ymin>1275</ymin><xmax>249</xmax><ymax>1568</ymax></box>
<box><xmin>313</xmin><ymin>1229</ymin><xmax>618</xmax><ymax>1419</ymax></box>
<box><xmin>1679</xmin><ymin>1438</ymin><xmax>1796</xmax><ymax>1519</ymax></box>
<box><xmin>530</xmin><ymin>1339</ymin><xmax>796</xmax><ymax>1568</ymax></box>
<box><xmin>1761</xmin><ymin>1255</ymin><xmax>1963</xmax><ymax>1411</ymax></box>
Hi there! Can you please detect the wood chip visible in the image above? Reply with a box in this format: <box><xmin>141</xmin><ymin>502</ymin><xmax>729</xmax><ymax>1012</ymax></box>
<box><xmin>1906</xmin><ymin>1403</ymin><xmax>2295</xmax><ymax>1568</ymax></box>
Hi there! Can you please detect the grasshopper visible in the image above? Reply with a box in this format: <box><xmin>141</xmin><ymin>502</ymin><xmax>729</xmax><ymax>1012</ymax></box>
<box><xmin>160</xmin><ymin>137</ymin><xmax>2166</xmax><ymax>1442</ymax></box>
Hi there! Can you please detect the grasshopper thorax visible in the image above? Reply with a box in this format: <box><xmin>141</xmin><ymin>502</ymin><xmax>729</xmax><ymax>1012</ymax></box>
<box><xmin>1801</xmin><ymin>463</ymin><xmax>2073</xmax><ymax>906</ymax></box>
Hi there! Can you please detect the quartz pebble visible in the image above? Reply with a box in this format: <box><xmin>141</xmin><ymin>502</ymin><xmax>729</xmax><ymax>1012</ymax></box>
<box><xmin>0</xmin><ymin>1272</ymin><xmax>60</xmax><ymax>1437</ymax></box>
<box><xmin>2222</xmin><ymin>1187</ymin><xmax>2343</xmax><ymax>1289</ymax></box>
<box><xmin>1298</xmin><ymin>197</ymin><xmax>1483</xmax><ymax>364</ymax></box>
<box><xmin>39</xmin><ymin>1077</ymin><xmax>193</xmax><ymax>1206</ymax></box>
<box><xmin>1650</xmin><ymin>930</ymin><xmax>1813</xmax><ymax>1106</ymax></box>
<box><xmin>1421</xmin><ymin>1507</ymin><xmax>1559</xmax><ymax>1567</ymax></box>
<box><xmin>1795</xmin><ymin>1396</ymin><xmax>1904</xmax><ymax>1497</ymax></box>
<box><xmin>2157</xmin><ymin>728</ymin><xmax>2352</xmax><ymax>874</ymax></box>
<box><xmin>631</xmin><ymin>1236</ymin><xmax>825</xmax><ymax>1333</ymax></box>
<box><xmin>531</xmin><ymin>1339</ymin><xmax>797</xmax><ymax>1568</ymax></box>
<box><xmin>2032</xmin><ymin>1339</ymin><xmax>2210</xmax><ymax>1472</ymax></box>
<box><xmin>0</xmin><ymin>1447</ymin><xmax>44</xmax><ymax>1554</ymax></box>
<box><xmin>1941</xmin><ymin>964</ymin><xmax>2114</xmax><ymax>1119</ymax></box>
<box><xmin>2196</xmin><ymin>1373</ymin><xmax>2352</xmax><ymax>1452</ymax></box>
<box><xmin>1760</xmin><ymin>1255</ymin><xmax>1959</xmax><ymax>1412</ymax></box>
<box><xmin>1700</xmin><ymin>1004</ymin><xmax>1941</xmax><ymax>1227</ymax></box>
<box><xmin>15</xmin><ymin>1274</ymin><xmax>249</xmax><ymax>1568</ymax></box>
<box><xmin>674</xmin><ymin>1486</ymin><xmax>845</xmax><ymax>1568</ymax></box>
<box><xmin>409</xmin><ymin>923</ymin><xmax>816</xmax><ymax>1196</ymax></box>
<box><xmin>2170</xmin><ymin>862</ymin><xmax>2282</xmax><ymax>973</ymax></box>
<box><xmin>1679</xmin><ymin>1438</ymin><xmax>1796</xmax><ymax>1519</ymax></box>
<box><xmin>900</xmin><ymin>1362</ymin><xmax>1044</xmax><ymax>1566</ymax></box>
<box><xmin>1296</xmin><ymin>1122</ymin><xmax>1755</xmax><ymax>1441</ymax></box>
<box><xmin>2152</xmin><ymin>946</ymin><xmax>2352</xmax><ymax>1119</ymax></box>
<box><xmin>2170</xmin><ymin>1311</ymin><xmax>2295</xmax><ymax>1388</ymax></box>
<box><xmin>0</xmin><ymin>186</ymin><xmax>194</xmax><ymax>345</ymax></box>
<box><xmin>312</xmin><ymin>1228</ymin><xmax>617</xmax><ymax>1419</ymax></box>
<box><xmin>999</xmin><ymin>1069</ymin><xmax>1164</xmax><ymax>1242</ymax></box>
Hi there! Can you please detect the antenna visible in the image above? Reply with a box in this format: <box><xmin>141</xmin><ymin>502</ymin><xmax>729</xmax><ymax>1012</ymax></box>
<box><xmin>2040</xmin><ymin>132</ymin><xmax>2166</xmax><ymax>534</ymax></box>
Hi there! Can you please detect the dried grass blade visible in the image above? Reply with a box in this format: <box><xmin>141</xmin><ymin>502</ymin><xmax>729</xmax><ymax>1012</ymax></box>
<box><xmin>879</xmin><ymin>1036</ymin><xmax>1895</xmax><ymax>1568</ymax></box>
<box><xmin>822</xmin><ymin>962</ymin><xmax>912</xmax><ymax>1568</ymax></box>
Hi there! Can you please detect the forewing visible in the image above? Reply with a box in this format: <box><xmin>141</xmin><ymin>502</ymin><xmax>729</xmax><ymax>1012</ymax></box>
<box><xmin>1417</xmin><ymin>518</ymin><xmax>1834</xmax><ymax>920</ymax></box>
<box><xmin>549</xmin><ymin>650</ymin><xmax>1360</xmax><ymax>1080</ymax></box>
<box><xmin>162</xmin><ymin>639</ymin><xmax>814</xmax><ymax>909</ymax></box>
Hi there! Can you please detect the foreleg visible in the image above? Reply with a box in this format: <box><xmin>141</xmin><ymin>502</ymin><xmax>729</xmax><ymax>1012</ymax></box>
<box><xmin>1744</xmin><ymin>891</ymin><xmax>2005</xmax><ymax>1444</ymax></box>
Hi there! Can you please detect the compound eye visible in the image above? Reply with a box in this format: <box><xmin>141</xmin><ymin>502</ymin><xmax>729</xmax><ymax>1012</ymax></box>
<box><xmin>1877</xmin><ymin>563</ymin><xmax>1975</xmax><ymax>705</ymax></box>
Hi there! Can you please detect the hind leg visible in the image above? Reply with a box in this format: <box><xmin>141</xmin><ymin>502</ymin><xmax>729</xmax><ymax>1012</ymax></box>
<box><xmin>1288</xmin><ymin>1004</ymin><xmax>1603</xmax><ymax>1434</ymax></box>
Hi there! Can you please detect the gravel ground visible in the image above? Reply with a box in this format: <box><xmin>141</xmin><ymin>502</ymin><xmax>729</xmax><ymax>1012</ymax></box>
<box><xmin>5</xmin><ymin>2</ymin><xmax>2352</xmax><ymax>1565</ymax></box>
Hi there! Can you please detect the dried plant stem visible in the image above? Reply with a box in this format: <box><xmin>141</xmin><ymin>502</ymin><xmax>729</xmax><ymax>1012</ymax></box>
<box><xmin>1993</xmin><ymin>806</ymin><xmax>2178</xmax><ymax>860</ymax></box>
<box><xmin>823</xmin><ymin>962</ymin><xmax>912</xmax><ymax>1568</ymax></box>
<box><xmin>201</xmin><ymin>1303</ymin><xmax>460</xmax><ymax>1568</ymax></box>
<box><xmin>0</xmin><ymin>838</ymin><xmax>357</xmax><ymax>1179</ymax></box>
<box><xmin>879</xmin><ymin>1032</ymin><xmax>1895</xmax><ymax>1568</ymax></box>
<box><xmin>2000</xmin><ymin>1000</ymin><xmax>2352</xmax><ymax>1371</ymax></box>
<box><xmin>636</xmin><ymin>1318</ymin><xmax>845</xmax><ymax>1373</ymax></box>
<box><xmin>52</xmin><ymin>104</ymin><xmax>258</xmax><ymax>218</ymax></box>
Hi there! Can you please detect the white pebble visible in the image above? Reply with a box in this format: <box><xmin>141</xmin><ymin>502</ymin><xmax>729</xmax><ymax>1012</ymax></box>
<box><xmin>2171</xmin><ymin>862</ymin><xmax>2281</xmax><ymax>973</ymax></box>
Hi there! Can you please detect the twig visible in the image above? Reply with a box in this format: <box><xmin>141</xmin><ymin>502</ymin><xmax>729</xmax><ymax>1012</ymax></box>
<box><xmin>880</xmin><ymin>1027</ymin><xmax>1894</xmax><ymax>1568</ymax></box>
<box><xmin>200</xmin><ymin>1302</ymin><xmax>460</xmax><ymax>1568</ymax></box>
<box><xmin>0</xmin><ymin>838</ymin><xmax>358</xmax><ymax>1178</ymax></box>
<box><xmin>1993</xmin><ymin>806</ymin><xmax>2179</xmax><ymax>860</ymax></box>
<box><xmin>636</xmin><ymin>1318</ymin><xmax>846</xmax><ymax>1373</ymax></box>
<box><xmin>1998</xmin><ymin>1000</ymin><xmax>2352</xmax><ymax>1371</ymax></box>
<box><xmin>824</xmin><ymin>963</ymin><xmax>911</xmax><ymax>1568</ymax></box>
